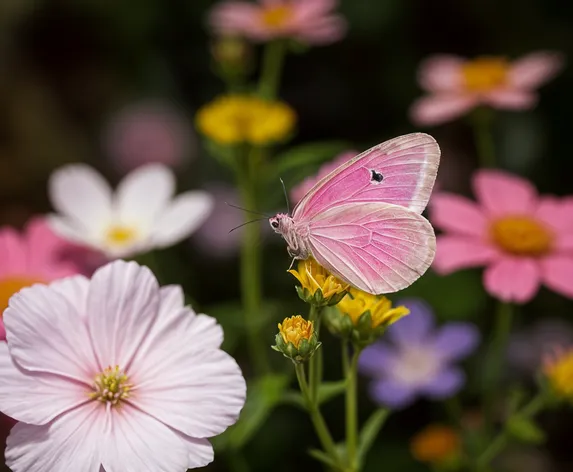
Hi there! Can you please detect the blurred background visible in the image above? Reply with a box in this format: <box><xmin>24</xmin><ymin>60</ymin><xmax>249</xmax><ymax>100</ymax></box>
<box><xmin>1</xmin><ymin>0</ymin><xmax>573</xmax><ymax>470</ymax></box>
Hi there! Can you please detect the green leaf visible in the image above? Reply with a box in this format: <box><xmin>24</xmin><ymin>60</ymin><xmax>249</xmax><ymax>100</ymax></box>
<box><xmin>507</xmin><ymin>416</ymin><xmax>546</xmax><ymax>444</ymax></box>
<box><xmin>273</xmin><ymin>141</ymin><xmax>351</xmax><ymax>176</ymax></box>
<box><xmin>357</xmin><ymin>408</ymin><xmax>391</xmax><ymax>466</ymax></box>
<box><xmin>215</xmin><ymin>374</ymin><xmax>290</xmax><ymax>451</ymax></box>
<box><xmin>308</xmin><ymin>449</ymin><xmax>339</xmax><ymax>469</ymax></box>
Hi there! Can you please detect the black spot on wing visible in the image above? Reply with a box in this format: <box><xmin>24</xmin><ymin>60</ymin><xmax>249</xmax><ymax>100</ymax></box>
<box><xmin>370</xmin><ymin>169</ymin><xmax>384</xmax><ymax>183</ymax></box>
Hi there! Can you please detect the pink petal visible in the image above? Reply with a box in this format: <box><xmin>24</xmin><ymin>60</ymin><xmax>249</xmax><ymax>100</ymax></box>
<box><xmin>0</xmin><ymin>227</ymin><xmax>26</xmax><ymax>276</ymax></box>
<box><xmin>184</xmin><ymin>438</ymin><xmax>215</xmax><ymax>469</ymax></box>
<box><xmin>4</xmin><ymin>283</ymin><xmax>97</xmax><ymax>383</ymax></box>
<box><xmin>430</xmin><ymin>193</ymin><xmax>488</xmax><ymax>236</ymax></box>
<box><xmin>409</xmin><ymin>94</ymin><xmax>477</xmax><ymax>126</ymax></box>
<box><xmin>509</xmin><ymin>51</ymin><xmax>564</xmax><ymax>89</ymax></box>
<box><xmin>535</xmin><ymin>196</ymin><xmax>569</xmax><ymax>231</ymax></box>
<box><xmin>473</xmin><ymin>169</ymin><xmax>538</xmax><ymax>216</ymax></box>
<box><xmin>293</xmin><ymin>15</ymin><xmax>346</xmax><ymax>44</ymax></box>
<box><xmin>209</xmin><ymin>2</ymin><xmax>266</xmax><ymax>38</ymax></box>
<box><xmin>86</xmin><ymin>260</ymin><xmax>160</xmax><ymax>370</ymax></box>
<box><xmin>417</xmin><ymin>55</ymin><xmax>465</xmax><ymax>93</ymax></box>
<box><xmin>540</xmin><ymin>255</ymin><xmax>573</xmax><ymax>299</ymax></box>
<box><xmin>483</xmin><ymin>89</ymin><xmax>537</xmax><ymax>109</ymax></box>
<box><xmin>483</xmin><ymin>257</ymin><xmax>541</xmax><ymax>303</ymax></box>
<box><xmin>293</xmin><ymin>0</ymin><xmax>338</xmax><ymax>17</ymax></box>
<box><xmin>5</xmin><ymin>402</ymin><xmax>105</xmax><ymax>472</ymax></box>
<box><xmin>0</xmin><ymin>343</ymin><xmax>89</xmax><ymax>425</ymax></box>
<box><xmin>433</xmin><ymin>236</ymin><xmax>498</xmax><ymax>274</ymax></box>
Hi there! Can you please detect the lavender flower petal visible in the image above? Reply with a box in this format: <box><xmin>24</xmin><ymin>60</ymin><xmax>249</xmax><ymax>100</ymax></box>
<box><xmin>369</xmin><ymin>379</ymin><xmax>417</xmax><ymax>409</ymax></box>
<box><xmin>419</xmin><ymin>367</ymin><xmax>465</xmax><ymax>399</ymax></box>
<box><xmin>358</xmin><ymin>342</ymin><xmax>398</xmax><ymax>376</ymax></box>
<box><xmin>431</xmin><ymin>322</ymin><xmax>480</xmax><ymax>361</ymax></box>
<box><xmin>387</xmin><ymin>298</ymin><xmax>435</xmax><ymax>346</ymax></box>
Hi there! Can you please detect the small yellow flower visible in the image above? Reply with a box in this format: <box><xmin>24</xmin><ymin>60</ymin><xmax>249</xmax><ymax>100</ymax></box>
<box><xmin>543</xmin><ymin>347</ymin><xmax>573</xmax><ymax>401</ymax></box>
<box><xmin>196</xmin><ymin>94</ymin><xmax>295</xmax><ymax>145</ymax></box>
<box><xmin>273</xmin><ymin>315</ymin><xmax>320</xmax><ymax>363</ymax></box>
<box><xmin>288</xmin><ymin>258</ymin><xmax>348</xmax><ymax>306</ymax></box>
<box><xmin>338</xmin><ymin>288</ymin><xmax>409</xmax><ymax>329</ymax></box>
<box><xmin>410</xmin><ymin>424</ymin><xmax>461</xmax><ymax>466</ymax></box>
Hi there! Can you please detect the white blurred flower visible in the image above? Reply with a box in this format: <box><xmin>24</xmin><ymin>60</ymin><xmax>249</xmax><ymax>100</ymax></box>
<box><xmin>0</xmin><ymin>260</ymin><xmax>246</xmax><ymax>471</ymax></box>
<box><xmin>48</xmin><ymin>163</ymin><xmax>213</xmax><ymax>258</ymax></box>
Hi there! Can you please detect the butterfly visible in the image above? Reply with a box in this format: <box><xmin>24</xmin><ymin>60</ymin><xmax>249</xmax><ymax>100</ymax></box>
<box><xmin>269</xmin><ymin>133</ymin><xmax>440</xmax><ymax>295</ymax></box>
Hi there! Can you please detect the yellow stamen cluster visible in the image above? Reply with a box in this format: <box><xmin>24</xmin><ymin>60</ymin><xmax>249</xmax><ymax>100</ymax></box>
<box><xmin>462</xmin><ymin>57</ymin><xmax>509</xmax><ymax>92</ymax></box>
<box><xmin>544</xmin><ymin>347</ymin><xmax>573</xmax><ymax>401</ymax></box>
<box><xmin>279</xmin><ymin>315</ymin><xmax>314</xmax><ymax>349</ymax></box>
<box><xmin>288</xmin><ymin>258</ymin><xmax>348</xmax><ymax>300</ymax></box>
<box><xmin>260</xmin><ymin>5</ymin><xmax>293</xmax><ymax>28</ymax></box>
<box><xmin>106</xmin><ymin>225</ymin><xmax>138</xmax><ymax>246</ymax></box>
<box><xmin>0</xmin><ymin>277</ymin><xmax>44</xmax><ymax>314</ymax></box>
<box><xmin>491</xmin><ymin>216</ymin><xmax>553</xmax><ymax>256</ymax></box>
<box><xmin>338</xmin><ymin>288</ymin><xmax>409</xmax><ymax>329</ymax></box>
<box><xmin>410</xmin><ymin>424</ymin><xmax>461</xmax><ymax>466</ymax></box>
<box><xmin>196</xmin><ymin>95</ymin><xmax>296</xmax><ymax>145</ymax></box>
<box><xmin>91</xmin><ymin>365</ymin><xmax>132</xmax><ymax>406</ymax></box>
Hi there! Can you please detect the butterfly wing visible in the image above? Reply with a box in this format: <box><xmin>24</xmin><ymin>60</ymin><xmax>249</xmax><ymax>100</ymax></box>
<box><xmin>293</xmin><ymin>133</ymin><xmax>440</xmax><ymax>221</ymax></box>
<box><xmin>306</xmin><ymin>202</ymin><xmax>436</xmax><ymax>294</ymax></box>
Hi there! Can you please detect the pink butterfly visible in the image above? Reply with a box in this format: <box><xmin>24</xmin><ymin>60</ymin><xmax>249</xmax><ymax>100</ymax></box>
<box><xmin>270</xmin><ymin>133</ymin><xmax>440</xmax><ymax>295</ymax></box>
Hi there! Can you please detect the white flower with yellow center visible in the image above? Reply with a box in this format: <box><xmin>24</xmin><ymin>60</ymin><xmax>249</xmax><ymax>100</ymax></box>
<box><xmin>48</xmin><ymin>163</ymin><xmax>213</xmax><ymax>257</ymax></box>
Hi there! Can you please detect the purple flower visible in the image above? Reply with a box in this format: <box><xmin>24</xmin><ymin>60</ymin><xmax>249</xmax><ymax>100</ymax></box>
<box><xmin>359</xmin><ymin>299</ymin><xmax>480</xmax><ymax>409</ymax></box>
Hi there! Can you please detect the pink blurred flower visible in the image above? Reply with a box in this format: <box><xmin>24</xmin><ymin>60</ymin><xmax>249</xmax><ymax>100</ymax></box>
<box><xmin>209</xmin><ymin>0</ymin><xmax>346</xmax><ymax>45</ymax></box>
<box><xmin>0</xmin><ymin>217</ymin><xmax>83</xmax><ymax>340</ymax></box>
<box><xmin>431</xmin><ymin>170</ymin><xmax>573</xmax><ymax>303</ymax></box>
<box><xmin>104</xmin><ymin>101</ymin><xmax>194</xmax><ymax>173</ymax></box>
<box><xmin>290</xmin><ymin>150</ymin><xmax>358</xmax><ymax>204</ymax></box>
<box><xmin>410</xmin><ymin>52</ymin><xmax>564</xmax><ymax>126</ymax></box>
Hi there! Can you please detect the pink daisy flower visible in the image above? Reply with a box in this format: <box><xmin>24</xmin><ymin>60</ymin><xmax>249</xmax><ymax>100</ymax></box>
<box><xmin>410</xmin><ymin>51</ymin><xmax>564</xmax><ymax>126</ymax></box>
<box><xmin>0</xmin><ymin>217</ymin><xmax>82</xmax><ymax>340</ymax></box>
<box><xmin>0</xmin><ymin>260</ymin><xmax>246</xmax><ymax>471</ymax></box>
<box><xmin>431</xmin><ymin>170</ymin><xmax>573</xmax><ymax>303</ymax></box>
<box><xmin>209</xmin><ymin>0</ymin><xmax>347</xmax><ymax>45</ymax></box>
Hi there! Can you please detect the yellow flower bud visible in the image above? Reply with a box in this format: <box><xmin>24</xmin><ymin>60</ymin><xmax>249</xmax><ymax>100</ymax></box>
<box><xmin>338</xmin><ymin>288</ymin><xmax>410</xmax><ymax>329</ymax></box>
<box><xmin>288</xmin><ymin>258</ymin><xmax>348</xmax><ymax>307</ymax></box>
<box><xmin>272</xmin><ymin>315</ymin><xmax>321</xmax><ymax>363</ymax></box>
<box><xmin>543</xmin><ymin>347</ymin><xmax>573</xmax><ymax>402</ymax></box>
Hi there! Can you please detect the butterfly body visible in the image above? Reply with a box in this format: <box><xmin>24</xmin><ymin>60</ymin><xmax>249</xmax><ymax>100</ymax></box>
<box><xmin>270</xmin><ymin>133</ymin><xmax>440</xmax><ymax>295</ymax></box>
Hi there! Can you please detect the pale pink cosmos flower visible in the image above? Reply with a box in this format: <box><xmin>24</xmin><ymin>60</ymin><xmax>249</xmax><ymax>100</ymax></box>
<box><xmin>0</xmin><ymin>260</ymin><xmax>246</xmax><ymax>471</ymax></box>
<box><xmin>0</xmin><ymin>217</ymin><xmax>84</xmax><ymax>340</ymax></box>
<box><xmin>209</xmin><ymin>0</ymin><xmax>347</xmax><ymax>45</ymax></box>
<box><xmin>290</xmin><ymin>150</ymin><xmax>358</xmax><ymax>204</ymax></box>
<box><xmin>410</xmin><ymin>51</ymin><xmax>564</xmax><ymax>126</ymax></box>
<box><xmin>431</xmin><ymin>170</ymin><xmax>573</xmax><ymax>303</ymax></box>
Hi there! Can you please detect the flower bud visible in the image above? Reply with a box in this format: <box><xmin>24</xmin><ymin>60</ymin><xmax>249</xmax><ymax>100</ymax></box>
<box><xmin>272</xmin><ymin>315</ymin><xmax>321</xmax><ymax>363</ymax></box>
<box><xmin>288</xmin><ymin>259</ymin><xmax>348</xmax><ymax>307</ymax></box>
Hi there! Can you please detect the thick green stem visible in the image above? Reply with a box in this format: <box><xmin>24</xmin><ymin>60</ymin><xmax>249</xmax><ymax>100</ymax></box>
<box><xmin>308</xmin><ymin>305</ymin><xmax>322</xmax><ymax>403</ymax></box>
<box><xmin>343</xmin><ymin>342</ymin><xmax>360</xmax><ymax>471</ymax></box>
<box><xmin>295</xmin><ymin>363</ymin><xmax>343</xmax><ymax>469</ymax></box>
<box><xmin>471</xmin><ymin>108</ymin><xmax>496</xmax><ymax>168</ymax></box>
<box><xmin>258</xmin><ymin>40</ymin><xmax>287</xmax><ymax>100</ymax></box>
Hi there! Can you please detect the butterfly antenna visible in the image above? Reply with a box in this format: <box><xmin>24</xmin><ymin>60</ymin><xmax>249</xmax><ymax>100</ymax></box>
<box><xmin>228</xmin><ymin>217</ymin><xmax>267</xmax><ymax>233</ymax></box>
<box><xmin>225</xmin><ymin>202</ymin><xmax>269</xmax><ymax>217</ymax></box>
<box><xmin>280</xmin><ymin>178</ymin><xmax>290</xmax><ymax>215</ymax></box>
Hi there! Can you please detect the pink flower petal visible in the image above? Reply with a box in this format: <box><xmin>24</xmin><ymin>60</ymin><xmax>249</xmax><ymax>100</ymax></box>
<box><xmin>0</xmin><ymin>227</ymin><xmax>26</xmax><ymax>276</ymax></box>
<box><xmin>4</xmin><ymin>283</ymin><xmax>97</xmax><ymax>383</ymax></box>
<box><xmin>293</xmin><ymin>0</ymin><xmax>338</xmax><ymax>17</ymax></box>
<box><xmin>209</xmin><ymin>2</ymin><xmax>264</xmax><ymax>38</ymax></box>
<box><xmin>483</xmin><ymin>89</ymin><xmax>537</xmax><ymax>109</ymax></box>
<box><xmin>0</xmin><ymin>343</ymin><xmax>89</xmax><ymax>425</ymax></box>
<box><xmin>430</xmin><ymin>193</ymin><xmax>488</xmax><ymax>236</ymax></box>
<box><xmin>86</xmin><ymin>260</ymin><xmax>160</xmax><ymax>370</ymax></box>
<box><xmin>293</xmin><ymin>15</ymin><xmax>346</xmax><ymax>44</ymax></box>
<box><xmin>483</xmin><ymin>257</ymin><xmax>541</xmax><ymax>303</ymax></box>
<box><xmin>5</xmin><ymin>402</ymin><xmax>105</xmax><ymax>472</ymax></box>
<box><xmin>509</xmin><ymin>51</ymin><xmax>564</xmax><ymax>89</ymax></box>
<box><xmin>473</xmin><ymin>169</ymin><xmax>538</xmax><ymax>216</ymax></box>
<box><xmin>417</xmin><ymin>55</ymin><xmax>465</xmax><ymax>93</ymax></box>
<box><xmin>184</xmin><ymin>438</ymin><xmax>215</xmax><ymax>469</ymax></box>
<box><xmin>409</xmin><ymin>94</ymin><xmax>477</xmax><ymax>126</ymax></box>
<box><xmin>540</xmin><ymin>255</ymin><xmax>573</xmax><ymax>299</ymax></box>
<box><xmin>433</xmin><ymin>236</ymin><xmax>498</xmax><ymax>274</ymax></box>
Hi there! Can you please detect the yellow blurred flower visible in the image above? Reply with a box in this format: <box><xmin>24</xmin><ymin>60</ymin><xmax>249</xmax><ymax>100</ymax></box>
<box><xmin>196</xmin><ymin>94</ymin><xmax>295</xmax><ymax>145</ymax></box>
<box><xmin>273</xmin><ymin>315</ymin><xmax>320</xmax><ymax>363</ymax></box>
<box><xmin>338</xmin><ymin>288</ymin><xmax>409</xmax><ymax>329</ymax></box>
<box><xmin>410</xmin><ymin>424</ymin><xmax>461</xmax><ymax>466</ymax></box>
<box><xmin>543</xmin><ymin>347</ymin><xmax>573</xmax><ymax>402</ymax></box>
<box><xmin>288</xmin><ymin>258</ymin><xmax>348</xmax><ymax>306</ymax></box>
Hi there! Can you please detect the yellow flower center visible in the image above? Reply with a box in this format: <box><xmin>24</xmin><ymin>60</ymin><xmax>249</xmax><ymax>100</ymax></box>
<box><xmin>462</xmin><ymin>57</ymin><xmax>509</xmax><ymax>92</ymax></box>
<box><xmin>337</xmin><ymin>288</ymin><xmax>409</xmax><ymax>328</ymax></box>
<box><xmin>106</xmin><ymin>225</ymin><xmax>138</xmax><ymax>247</ymax></box>
<box><xmin>288</xmin><ymin>258</ymin><xmax>348</xmax><ymax>300</ymax></box>
<box><xmin>260</xmin><ymin>5</ymin><xmax>293</xmax><ymax>28</ymax></box>
<box><xmin>411</xmin><ymin>424</ymin><xmax>460</xmax><ymax>465</ymax></box>
<box><xmin>90</xmin><ymin>365</ymin><xmax>132</xmax><ymax>406</ymax></box>
<box><xmin>490</xmin><ymin>216</ymin><xmax>553</xmax><ymax>256</ymax></box>
<box><xmin>0</xmin><ymin>276</ymin><xmax>44</xmax><ymax>314</ymax></box>
<box><xmin>278</xmin><ymin>315</ymin><xmax>314</xmax><ymax>349</ymax></box>
<box><xmin>544</xmin><ymin>348</ymin><xmax>573</xmax><ymax>401</ymax></box>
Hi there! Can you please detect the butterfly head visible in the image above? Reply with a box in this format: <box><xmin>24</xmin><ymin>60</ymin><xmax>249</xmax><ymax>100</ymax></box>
<box><xmin>269</xmin><ymin>213</ymin><xmax>291</xmax><ymax>234</ymax></box>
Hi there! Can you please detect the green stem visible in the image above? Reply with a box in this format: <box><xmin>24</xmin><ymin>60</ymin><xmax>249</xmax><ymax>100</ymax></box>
<box><xmin>343</xmin><ymin>342</ymin><xmax>360</xmax><ymax>471</ymax></box>
<box><xmin>483</xmin><ymin>301</ymin><xmax>513</xmax><ymax>433</ymax></box>
<box><xmin>309</xmin><ymin>305</ymin><xmax>322</xmax><ymax>403</ymax></box>
<box><xmin>257</xmin><ymin>40</ymin><xmax>287</xmax><ymax>100</ymax></box>
<box><xmin>295</xmin><ymin>363</ymin><xmax>343</xmax><ymax>469</ymax></box>
<box><xmin>471</xmin><ymin>108</ymin><xmax>496</xmax><ymax>168</ymax></box>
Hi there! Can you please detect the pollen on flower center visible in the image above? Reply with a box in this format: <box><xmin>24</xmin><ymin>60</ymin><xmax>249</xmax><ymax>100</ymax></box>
<box><xmin>260</xmin><ymin>5</ymin><xmax>292</xmax><ymax>28</ymax></box>
<box><xmin>490</xmin><ymin>216</ymin><xmax>553</xmax><ymax>256</ymax></box>
<box><xmin>0</xmin><ymin>277</ymin><xmax>44</xmax><ymax>314</ymax></box>
<box><xmin>106</xmin><ymin>225</ymin><xmax>138</xmax><ymax>246</ymax></box>
<box><xmin>462</xmin><ymin>57</ymin><xmax>509</xmax><ymax>92</ymax></box>
<box><xmin>90</xmin><ymin>365</ymin><xmax>132</xmax><ymax>406</ymax></box>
